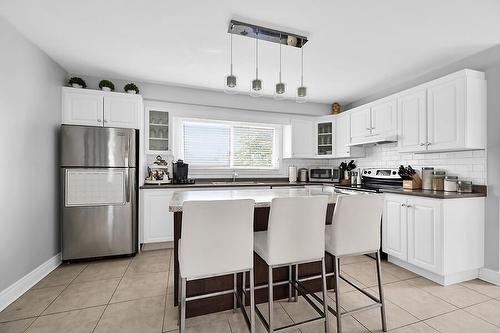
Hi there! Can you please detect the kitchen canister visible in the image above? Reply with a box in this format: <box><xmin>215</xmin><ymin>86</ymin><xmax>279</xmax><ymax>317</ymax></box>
<box><xmin>457</xmin><ymin>180</ymin><xmax>473</xmax><ymax>193</ymax></box>
<box><xmin>288</xmin><ymin>165</ymin><xmax>297</xmax><ymax>183</ymax></box>
<box><xmin>421</xmin><ymin>167</ymin><xmax>434</xmax><ymax>190</ymax></box>
<box><xmin>432</xmin><ymin>171</ymin><xmax>446</xmax><ymax>191</ymax></box>
<box><xmin>444</xmin><ymin>176</ymin><xmax>458</xmax><ymax>192</ymax></box>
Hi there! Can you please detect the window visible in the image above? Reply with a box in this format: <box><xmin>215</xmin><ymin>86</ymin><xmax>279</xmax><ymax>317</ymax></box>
<box><xmin>180</xmin><ymin>120</ymin><xmax>279</xmax><ymax>169</ymax></box>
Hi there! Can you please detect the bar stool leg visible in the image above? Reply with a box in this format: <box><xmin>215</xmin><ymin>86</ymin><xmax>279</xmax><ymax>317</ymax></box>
<box><xmin>376</xmin><ymin>251</ymin><xmax>388</xmax><ymax>332</ymax></box>
<box><xmin>333</xmin><ymin>256</ymin><xmax>342</xmax><ymax>333</ymax></box>
<box><xmin>268</xmin><ymin>266</ymin><xmax>274</xmax><ymax>333</ymax></box>
<box><xmin>321</xmin><ymin>258</ymin><xmax>331</xmax><ymax>333</ymax></box>
<box><xmin>288</xmin><ymin>265</ymin><xmax>292</xmax><ymax>302</ymax></box>
<box><xmin>242</xmin><ymin>271</ymin><xmax>246</xmax><ymax>307</ymax></box>
<box><xmin>250</xmin><ymin>268</ymin><xmax>256</xmax><ymax>333</ymax></box>
<box><xmin>294</xmin><ymin>264</ymin><xmax>298</xmax><ymax>302</ymax></box>
<box><xmin>180</xmin><ymin>277</ymin><xmax>187</xmax><ymax>333</ymax></box>
<box><xmin>233</xmin><ymin>273</ymin><xmax>238</xmax><ymax>312</ymax></box>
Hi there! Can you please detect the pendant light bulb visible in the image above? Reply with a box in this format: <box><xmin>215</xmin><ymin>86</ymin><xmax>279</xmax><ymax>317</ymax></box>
<box><xmin>224</xmin><ymin>33</ymin><xmax>238</xmax><ymax>94</ymax></box>
<box><xmin>296</xmin><ymin>46</ymin><xmax>307</xmax><ymax>103</ymax></box>
<box><xmin>274</xmin><ymin>34</ymin><xmax>286</xmax><ymax>100</ymax></box>
<box><xmin>250</xmin><ymin>32</ymin><xmax>263</xmax><ymax>97</ymax></box>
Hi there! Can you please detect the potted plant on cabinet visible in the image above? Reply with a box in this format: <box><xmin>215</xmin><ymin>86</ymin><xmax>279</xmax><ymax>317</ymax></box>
<box><xmin>99</xmin><ymin>80</ymin><xmax>115</xmax><ymax>92</ymax></box>
<box><xmin>124</xmin><ymin>83</ymin><xmax>139</xmax><ymax>94</ymax></box>
<box><xmin>68</xmin><ymin>77</ymin><xmax>87</xmax><ymax>88</ymax></box>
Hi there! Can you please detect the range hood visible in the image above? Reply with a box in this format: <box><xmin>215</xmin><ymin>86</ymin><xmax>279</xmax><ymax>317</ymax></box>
<box><xmin>346</xmin><ymin>134</ymin><xmax>398</xmax><ymax>146</ymax></box>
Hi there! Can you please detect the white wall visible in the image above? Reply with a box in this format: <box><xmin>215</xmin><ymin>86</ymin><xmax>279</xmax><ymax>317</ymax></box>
<box><xmin>75</xmin><ymin>76</ymin><xmax>332</xmax><ymax>179</ymax></box>
<box><xmin>344</xmin><ymin>45</ymin><xmax>500</xmax><ymax>272</ymax></box>
<box><xmin>73</xmin><ymin>75</ymin><xmax>330</xmax><ymax>116</ymax></box>
<box><xmin>0</xmin><ymin>17</ymin><xmax>66</xmax><ymax>292</ymax></box>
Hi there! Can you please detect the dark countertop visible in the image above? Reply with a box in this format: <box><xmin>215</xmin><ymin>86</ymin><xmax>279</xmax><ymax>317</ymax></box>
<box><xmin>381</xmin><ymin>186</ymin><xmax>487</xmax><ymax>199</ymax></box>
<box><xmin>140</xmin><ymin>178</ymin><xmax>487</xmax><ymax>199</ymax></box>
<box><xmin>140</xmin><ymin>178</ymin><xmax>334</xmax><ymax>189</ymax></box>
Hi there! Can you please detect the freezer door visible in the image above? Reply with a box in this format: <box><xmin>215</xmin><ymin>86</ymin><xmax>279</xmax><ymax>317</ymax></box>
<box><xmin>61</xmin><ymin>125</ymin><xmax>137</xmax><ymax>167</ymax></box>
<box><xmin>62</xmin><ymin>168</ymin><xmax>137</xmax><ymax>260</ymax></box>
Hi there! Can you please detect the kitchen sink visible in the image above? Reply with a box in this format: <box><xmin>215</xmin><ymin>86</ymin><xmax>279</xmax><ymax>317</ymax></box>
<box><xmin>211</xmin><ymin>181</ymin><xmax>266</xmax><ymax>186</ymax></box>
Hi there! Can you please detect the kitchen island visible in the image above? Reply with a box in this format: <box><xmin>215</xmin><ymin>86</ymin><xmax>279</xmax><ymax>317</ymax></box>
<box><xmin>169</xmin><ymin>187</ymin><xmax>340</xmax><ymax>317</ymax></box>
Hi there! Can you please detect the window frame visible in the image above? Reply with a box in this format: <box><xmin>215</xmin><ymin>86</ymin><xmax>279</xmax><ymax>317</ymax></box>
<box><xmin>174</xmin><ymin>117</ymin><xmax>281</xmax><ymax>170</ymax></box>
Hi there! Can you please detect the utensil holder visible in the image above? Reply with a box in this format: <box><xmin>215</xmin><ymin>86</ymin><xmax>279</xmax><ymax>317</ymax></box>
<box><xmin>403</xmin><ymin>174</ymin><xmax>422</xmax><ymax>190</ymax></box>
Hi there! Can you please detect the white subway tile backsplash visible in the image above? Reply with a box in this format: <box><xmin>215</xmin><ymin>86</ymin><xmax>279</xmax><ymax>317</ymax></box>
<box><xmin>328</xmin><ymin>142</ymin><xmax>486</xmax><ymax>185</ymax></box>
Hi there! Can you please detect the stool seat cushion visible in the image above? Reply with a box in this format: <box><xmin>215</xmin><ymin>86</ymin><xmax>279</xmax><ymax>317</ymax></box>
<box><xmin>254</xmin><ymin>231</ymin><xmax>269</xmax><ymax>263</ymax></box>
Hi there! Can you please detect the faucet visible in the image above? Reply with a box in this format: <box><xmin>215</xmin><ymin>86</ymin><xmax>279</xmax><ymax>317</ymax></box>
<box><xmin>232</xmin><ymin>170</ymin><xmax>239</xmax><ymax>183</ymax></box>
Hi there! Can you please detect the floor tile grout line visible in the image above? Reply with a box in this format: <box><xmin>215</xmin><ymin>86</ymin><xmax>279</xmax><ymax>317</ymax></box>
<box><xmin>461</xmin><ymin>301</ymin><xmax>500</xmax><ymax>329</ymax></box>
<box><xmin>91</xmin><ymin>256</ymin><xmax>133</xmax><ymax>333</ymax></box>
<box><xmin>459</xmin><ymin>282</ymin><xmax>500</xmax><ymax>298</ymax></box>
<box><xmin>19</xmin><ymin>260</ymin><xmax>91</xmax><ymax>332</ymax></box>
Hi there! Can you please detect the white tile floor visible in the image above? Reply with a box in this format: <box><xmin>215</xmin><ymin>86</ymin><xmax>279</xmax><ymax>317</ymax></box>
<box><xmin>1</xmin><ymin>249</ymin><xmax>500</xmax><ymax>333</ymax></box>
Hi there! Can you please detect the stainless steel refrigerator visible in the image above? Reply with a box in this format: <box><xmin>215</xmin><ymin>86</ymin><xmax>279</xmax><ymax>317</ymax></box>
<box><xmin>60</xmin><ymin>125</ymin><xmax>138</xmax><ymax>260</ymax></box>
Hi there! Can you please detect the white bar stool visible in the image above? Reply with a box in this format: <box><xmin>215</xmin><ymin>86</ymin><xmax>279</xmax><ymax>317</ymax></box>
<box><xmin>325</xmin><ymin>194</ymin><xmax>387</xmax><ymax>333</ymax></box>
<box><xmin>178</xmin><ymin>199</ymin><xmax>256</xmax><ymax>333</ymax></box>
<box><xmin>253</xmin><ymin>196</ymin><xmax>330</xmax><ymax>333</ymax></box>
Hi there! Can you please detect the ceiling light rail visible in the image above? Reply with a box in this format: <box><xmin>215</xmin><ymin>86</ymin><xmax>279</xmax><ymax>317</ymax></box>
<box><xmin>228</xmin><ymin>20</ymin><xmax>308</xmax><ymax>48</ymax></box>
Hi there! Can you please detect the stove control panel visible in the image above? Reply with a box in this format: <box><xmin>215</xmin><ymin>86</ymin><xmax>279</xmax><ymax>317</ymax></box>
<box><xmin>362</xmin><ymin>168</ymin><xmax>400</xmax><ymax>179</ymax></box>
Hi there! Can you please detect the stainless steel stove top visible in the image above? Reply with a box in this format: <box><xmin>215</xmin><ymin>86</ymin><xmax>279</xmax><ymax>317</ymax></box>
<box><xmin>335</xmin><ymin>168</ymin><xmax>403</xmax><ymax>193</ymax></box>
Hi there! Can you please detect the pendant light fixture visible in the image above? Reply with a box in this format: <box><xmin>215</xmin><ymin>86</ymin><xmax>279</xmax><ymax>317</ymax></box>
<box><xmin>250</xmin><ymin>31</ymin><xmax>263</xmax><ymax>97</ymax></box>
<box><xmin>224</xmin><ymin>33</ymin><xmax>237</xmax><ymax>94</ymax></box>
<box><xmin>273</xmin><ymin>34</ymin><xmax>286</xmax><ymax>100</ymax></box>
<box><xmin>296</xmin><ymin>46</ymin><xmax>307</xmax><ymax>103</ymax></box>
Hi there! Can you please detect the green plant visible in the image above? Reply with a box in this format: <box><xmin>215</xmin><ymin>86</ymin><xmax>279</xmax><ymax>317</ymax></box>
<box><xmin>99</xmin><ymin>80</ymin><xmax>115</xmax><ymax>91</ymax></box>
<box><xmin>68</xmin><ymin>77</ymin><xmax>86</xmax><ymax>88</ymax></box>
<box><xmin>124</xmin><ymin>83</ymin><xmax>139</xmax><ymax>94</ymax></box>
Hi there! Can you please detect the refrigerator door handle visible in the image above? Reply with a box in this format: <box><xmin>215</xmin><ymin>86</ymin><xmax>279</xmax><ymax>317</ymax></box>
<box><xmin>125</xmin><ymin>168</ymin><xmax>130</xmax><ymax>203</ymax></box>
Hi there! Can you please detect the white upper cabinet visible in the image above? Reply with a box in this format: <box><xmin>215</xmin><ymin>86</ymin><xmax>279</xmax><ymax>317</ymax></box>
<box><xmin>350</xmin><ymin>100</ymin><xmax>397</xmax><ymax>144</ymax></box>
<box><xmin>350</xmin><ymin>107</ymin><xmax>371</xmax><ymax>142</ymax></box>
<box><xmin>315</xmin><ymin>116</ymin><xmax>335</xmax><ymax>157</ymax></box>
<box><xmin>283</xmin><ymin>117</ymin><xmax>315</xmax><ymax>158</ymax></box>
<box><xmin>62</xmin><ymin>87</ymin><xmax>142</xmax><ymax>129</ymax></box>
<box><xmin>370</xmin><ymin>98</ymin><xmax>397</xmax><ymax>136</ymax></box>
<box><xmin>103</xmin><ymin>94</ymin><xmax>142</xmax><ymax>129</ymax></box>
<box><xmin>426</xmin><ymin>77</ymin><xmax>466</xmax><ymax>151</ymax></box>
<box><xmin>398</xmin><ymin>88</ymin><xmax>427</xmax><ymax>152</ymax></box>
<box><xmin>335</xmin><ymin>112</ymin><xmax>364</xmax><ymax>158</ymax></box>
<box><xmin>397</xmin><ymin>70</ymin><xmax>486</xmax><ymax>153</ymax></box>
<box><xmin>62</xmin><ymin>89</ymin><xmax>104</xmax><ymax>126</ymax></box>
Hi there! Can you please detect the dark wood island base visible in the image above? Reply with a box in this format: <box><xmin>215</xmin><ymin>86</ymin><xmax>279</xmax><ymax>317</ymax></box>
<box><xmin>173</xmin><ymin>204</ymin><xmax>335</xmax><ymax>318</ymax></box>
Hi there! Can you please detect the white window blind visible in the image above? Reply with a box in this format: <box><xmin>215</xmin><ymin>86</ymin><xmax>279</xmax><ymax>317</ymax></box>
<box><xmin>232</xmin><ymin>126</ymin><xmax>274</xmax><ymax>167</ymax></box>
<box><xmin>182</xmin><ymin>120</ymin><xmax>277</xmax><ymax>169</ymax></box>
<box><xmin>183</xmin><ymin>122</ymin><xmax>231</xmax><ymax>167</ymax></box>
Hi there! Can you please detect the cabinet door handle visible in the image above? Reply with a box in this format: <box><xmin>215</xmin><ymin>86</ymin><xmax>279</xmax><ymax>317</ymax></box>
<box><xmin>427</xmin><ymin>142</ymin><xmax>432</xmax><ymax>146</ymax></box>
<box><xmin>420</xmin><ymin>143</ymin><xmax>425</xmax><ymax>146</ymax></box>
<box><xmin>103</xmin><ymin>119</ymin><xmax>108</xmax><ymax>123</ymax></box>
<box><xmin>366</xmin><ymin>127</ymin><xmax>371</xmax><ymax>131</ymax></box>
<box><xmin>401</xmin><ymin>203</ymin><xmax>407</xmax><ymax>207</ymax></box>
<box><xmin>406</xmin><ymin>204</ymin><xmax>413</xmax><ymax>208</ymax></box>
<box><xmin>97</xmin><ymin>119</ymin><xmax>102</xmax><ymax>123</ymax></box>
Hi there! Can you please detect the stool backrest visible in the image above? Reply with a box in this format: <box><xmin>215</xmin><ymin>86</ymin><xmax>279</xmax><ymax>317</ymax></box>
<box><xmin>328</xmin><ymin>194</ymin><xmax>383</xmax><ymax>256</ymax></box>
<box><xmin>267</xmin><ymin>196</ymin><xmax>329</xmax><ymax>266</ymax></box>
<box><xmin>181</xmin><ymin>199</ymin><xmax>255</xmax><ymax>279</ymax></box>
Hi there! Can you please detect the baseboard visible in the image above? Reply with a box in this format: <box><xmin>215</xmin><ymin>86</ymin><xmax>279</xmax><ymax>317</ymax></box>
<box><xmin>388</xmin><ymin>256</ymin><xmax>479</xmax><ymax>286</ymax></box>
<box><xmin>0</xmin><ymin>252</ymin><xmax>61</xmax><ymax>312</ymax></box>
<box><xmin>479</xmin><ymin>268</ymin><xmax>500</xmax><ymax>286</ymax></box>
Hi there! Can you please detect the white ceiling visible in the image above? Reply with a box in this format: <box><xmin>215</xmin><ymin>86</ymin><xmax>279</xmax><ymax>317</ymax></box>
<box><xmin>1</xmin><ymin>0</ymin><xmax>500</xmax><ymax>104</ymax></box>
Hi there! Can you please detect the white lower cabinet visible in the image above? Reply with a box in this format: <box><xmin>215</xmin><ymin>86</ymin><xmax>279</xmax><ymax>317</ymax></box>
<box><xmin>383</xmin><ymin>194</ymin><xmax>484</xmax><ymax>285</ymax></box>
<box><xmin>141</xmin><ymin>189</ymin><xmax>176</xmax><ymax>244</ymax></box>
<box><xmin>406</xmin><ymin>197</ymin><xmax>442</xmax><ymax>274</ymax></box>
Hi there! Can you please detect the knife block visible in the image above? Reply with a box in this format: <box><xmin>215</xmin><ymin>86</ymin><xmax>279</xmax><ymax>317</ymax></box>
<box><xmin>403</xmin><ymin>174</ymin><xmax>422</xmax><ymax>190</ymax></box>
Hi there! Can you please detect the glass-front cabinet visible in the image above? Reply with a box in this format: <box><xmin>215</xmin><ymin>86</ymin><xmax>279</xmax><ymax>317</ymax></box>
<box><xmin>146</xmin><ymin>109</ymin><xmax>169</xmax><ymax>154</ymax></box>
<box><xmin>316</xmin><ymin>117</ymin><xmax>334</xmax><ymax>157</ymax></box>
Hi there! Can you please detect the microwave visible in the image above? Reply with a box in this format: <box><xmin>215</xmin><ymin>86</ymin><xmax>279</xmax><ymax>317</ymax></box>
<box><xmin>309</xmin><ymin>168</ymin><xmax>340</xmax><ymax>182</ymax></box>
